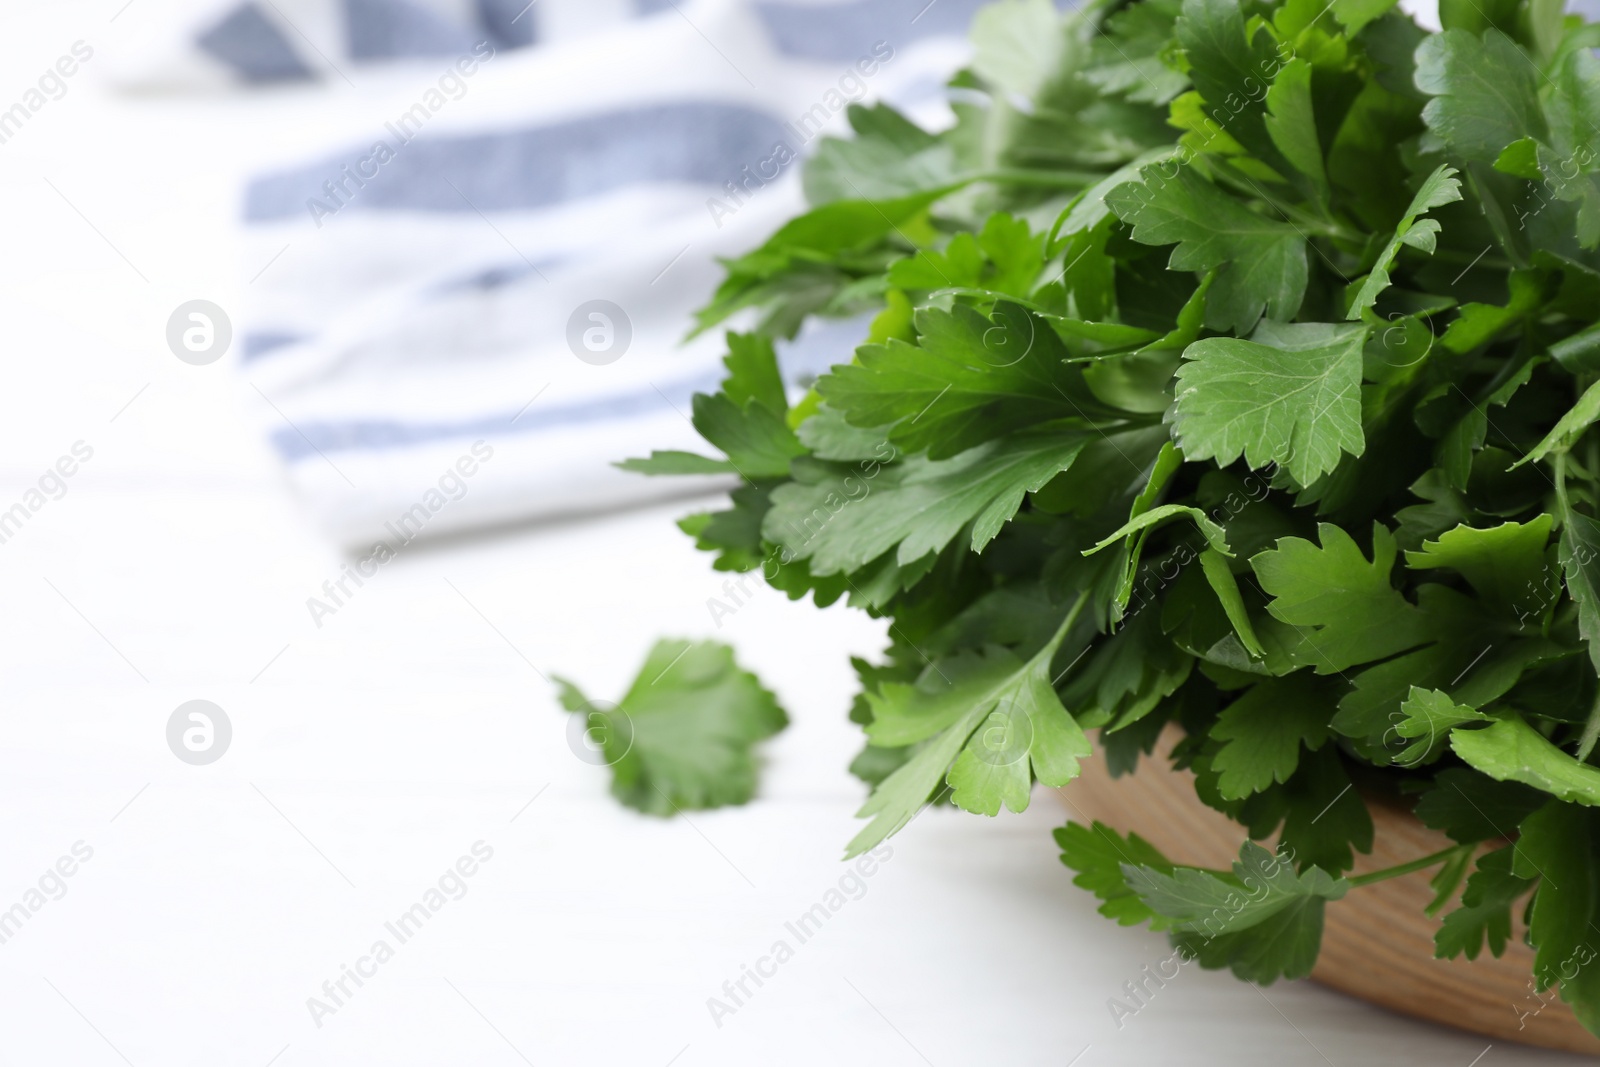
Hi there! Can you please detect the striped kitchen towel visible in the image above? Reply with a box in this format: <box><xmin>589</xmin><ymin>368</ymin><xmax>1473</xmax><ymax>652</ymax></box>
<box><xmin>233</xmin><ymin>0</ymin><xmax>988</xmax><ymax>549</ymax></box>
<box><xmin>111</xmin><ymin>0</ymin><xmax>988</xmax><ymax>90</ymax></box>
<box><xmin>110</xmin><ymin>0</ymin><xmax>544</xmax><ymax>91</ymax></box>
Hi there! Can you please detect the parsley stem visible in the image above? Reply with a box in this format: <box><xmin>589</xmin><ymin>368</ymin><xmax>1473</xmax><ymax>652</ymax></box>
<box><xmin>1346</xmin><ymin>845</ymin><xmax>1464</xmax><ymax>889</ymax></box>
<box><xmin>1556</xmin><ymin>450</ymin><xmax>1572</xmax><ymax>522</ymax></box>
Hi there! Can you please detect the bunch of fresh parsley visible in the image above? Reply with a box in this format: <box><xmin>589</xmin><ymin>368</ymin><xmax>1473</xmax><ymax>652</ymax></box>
<box><xmin>581</xmin><ymin>0</ymin><xmax>1600</xmax><ymax>1032</ymax></box>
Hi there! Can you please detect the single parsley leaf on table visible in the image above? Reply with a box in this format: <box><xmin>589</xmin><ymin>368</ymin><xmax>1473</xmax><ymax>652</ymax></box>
<box><xmin>553</xmin><ymin>640</ymin><xmax>788</xmax><ymax>815</ymax></box>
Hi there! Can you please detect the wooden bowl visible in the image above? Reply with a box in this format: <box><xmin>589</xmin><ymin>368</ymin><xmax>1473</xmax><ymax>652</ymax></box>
<box><xmin>1061</xmin><ymin>726</ymin><xmax>1600</xmax><ymax>1054</ymax></box>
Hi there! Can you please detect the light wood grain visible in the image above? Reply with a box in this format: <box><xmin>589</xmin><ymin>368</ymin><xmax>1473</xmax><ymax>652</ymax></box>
<box><xmin>1061</xmin><ymin>726</ymin><xmax>1600</xmax><ymax>1054</ymax></box>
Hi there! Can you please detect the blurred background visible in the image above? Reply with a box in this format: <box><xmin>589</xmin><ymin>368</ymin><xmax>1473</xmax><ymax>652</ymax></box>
<box><xmin>0</xmin><ymin>0</ymin><xmax>1593</xmax><ymax>1063</ymax></box>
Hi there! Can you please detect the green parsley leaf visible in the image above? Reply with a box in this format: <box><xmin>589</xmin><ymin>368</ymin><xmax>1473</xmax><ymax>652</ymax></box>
<box><xmin>817</xmin><ymin>301</ymin><xmax>1103</xmax><ymax>459</ymax></box>
<box><xmin>1083</xmin><ymin>0</ymin><xmax>1188</xmax><ymax>104</ymax></box>
<box><xmin>722</xmin><ymin>332</ymin><xmax>790</xmax><ymax>413</ymax></box>
<box><xmin>1452</xmin><ymin>715</ymin><xmax>1600</xmax><ymax>805</ymax></box>
<box><xmin>1084</xmin><ymin>502</ymin><xmax>1233</xmax><ymax>558</ymax></box>
<box><xmin>1389</xmin><ymin>686</ymin><xmax>1492</xmax><ymax>766</ymax></box>
<box><xmin>621</xmin><ymin>333</ymin><xmax>797</xmax><ymax>477</ymax></box>
<box><xmin>1513</xmin><ymin>801</ymin><xmax>1600</xmax><ymax>992</ymax></box>
<box><xmin>1175</xmin><ymin>0</ymin><xmax>1288</xmax><ymax>172</ymax></box>
<box><xmin>764</xmin><ymin>433</ymin><xmax>1091</xmax><ymax>575</ymax></box>
<box><xmin>804</xmin><ymin>103</ymin><xmax>961</xmax><ymax>205</ymax></box>
<box><xmin>794</xmin><ymin>405</ymin><xmax>894</xmax><ymax>462</ymax></box>
<box><xmin>886</xmin><ymin>213</ymin><xmax>1046</xmax><ymax>296</ymax></box>
<box><xmin>1403</xmin><ymin>516</ymin><xmax>1554</xmax><ymax>613</ymax></box>
<box><xmin>1562</xmin><ymin>508</ymin><xmax>1600</xmax><ymax>679</ymax></box>
<box><xmin>1124</xmin><ymin>840</ymin><xmax>1349</xmax><ymax>982</ymax></box>
<box><xmin>1251</xmin><ymin>522</ymin><xmax>1432</xmax><ymax>672</ymax></box>
<box><xmin>1414</xmin><ymin>767</ymin><xmax>1548</xmax><ymax>843</ymax></box>
<box><xmin>1056</xmin><ymin>820</ymin><xmax>1176</xmax><ymax>924</ymax></box>
<box><xmin>687</xmin><ymin>391</ymin><xmax>805</xmax><ymax>479</ymax></box>
<box><xmin>1173</xmin><ymin>322</ymin><xmax>1366</xmax><ymax>486</ymax></box>
<box><xmin>1345</xmin><ymin>164</ymin><xmax>1463</xmax><ymax>318</ymax></box>
<box><xmin>1514</xmin><ymin>378</ymin><xmax>1600</xmax><ymax>468</ymax></box>
<box><xmin>1264</xmin><ymin>59</ymin><xmax>1329</xmax><ymax>204</ymax></box>
<box><xmin>553</xmin><ymin>640</ymin><xmax>788</xmax><ymax>815</ymax></box>
<box><xmin>618</xmin><ymin>451</ymin><xmax>736</xmax><ymax>476</ymax></box>
<box><xmin>1414</xmin><ymin>28</ymin><xmax>1546</xmax><ymax>163</ymax></box>
<box><xmin>1435</xmin><ymin>845</ymin><xmax>1537</xmax><ymax>959</ymax></box>
<box><xmin>1210</xmin><ymin>675</ymin><xmax>1336</xmax><ymax>799</ymax></box>
<box><xmin>692</xmin><ymin>195</ymin><xmax>943</xmax><ymax>338</ymax></box>
<box><xmin>1107</xmin><ymin>165</ymin><xmax>1308</xmax><ymax>331</ymax></box>
<box><xmin>1536</xmin><ymin>49</ymin><xmax>1600</xmax><ymax>248</ymax></box>
<box><xmin>848</xmin><ymin>598</ymin><xmax>1090</xmax><ymax>854</ymax></box>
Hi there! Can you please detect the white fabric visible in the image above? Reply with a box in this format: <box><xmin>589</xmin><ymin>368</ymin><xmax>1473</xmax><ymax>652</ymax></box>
<box><xmin>194</xmin><ymin>0</ymin><xmax>970</xmax><ymax>548</ymax></box>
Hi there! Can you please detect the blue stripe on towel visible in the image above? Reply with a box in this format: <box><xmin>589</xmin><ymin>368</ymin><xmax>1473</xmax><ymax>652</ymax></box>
<box><xmin>266</xmin><ymin>317</ymin><xmax>860</xmax><ymax>460</ymax></box>
<box><xmin>243</xmin><ymin>101</ymin><xmax>791</xmax><ymax>220</ymax></box>
<box><xmin>476</xmin><ymin>0</ymin><xmax>539</xmax><ymax>48</ymax></box>
<box><xmin>345</xmin><ymin>0</ymin><xmax>484</xmax><ymax>58</ymax></box>
<box><xmin>243</xmin><ymin>331</ymin><xmax>307</xmax><ymax>361</ymax></box>
<box><xmin>270</xmin><ymin>369</ymin><xmax>723</xmax><ymax>460</ymax></box>
<box><xmin>198</xmin><ymin>2</ymin><xmax>314</xmax><ymax>82</ymax></box>
<box><xmin>432</xmin><ymin>259</ymin><xmax>563</xmax><ymax>293</ymax></box>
